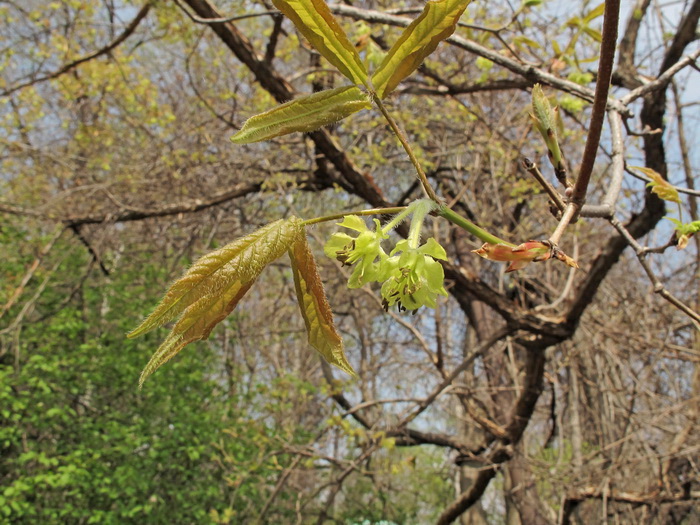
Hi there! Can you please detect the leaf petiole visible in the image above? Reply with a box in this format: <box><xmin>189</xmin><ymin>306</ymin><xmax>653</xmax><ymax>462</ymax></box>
<box><xmin>437</xmin><ymin>205</ymin><xmax>515</xmax><ymax>247</ymax></box>
<box><xmin>301</xmin><ymin>207</ymin><xmax>408</xmax><ymax>227</ymax></box>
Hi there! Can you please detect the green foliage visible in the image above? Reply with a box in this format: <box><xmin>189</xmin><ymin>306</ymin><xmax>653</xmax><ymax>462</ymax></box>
<box><xmin>231</xmin><ymin>86</ymin><xmax>371</xmax><ymax>144</ymax></box>
<box><xmin>271</xmin><ymin>0</ymin><xmax>368</xmax><ymax>86</ymax></box>
<box><xmin>372</xmin><ymin>0</ymin><xmax>472</xmax><ymax>99</ymax></box>
<box><xmin>130</xmin><ymin>218</ymin><xmax>306</xmax><ymax>385</ymax></box>
<box><xmin>290</xmin><ymin>235</ymin><xmax>356</xmax><ymax>376</ymax></box>
<box><xmin>630</xmin><ymin>166</ymin><xmax>681</xmax><ymax>204</ymax></box>
<box><xmin>0</xmin><ymin>230</ymin><xmax>268</xmax><ymax>523</ymax></box>
<box><xmin>530</xmin><ymin>84</ymin><xmax>564</xmax><ymax>168</ymax></box>
<box><xmin>323</xmin><ymin>201</ymin><xmax>450</xmax><ymax>312</ymax></box>
<box><xmin>666</xmin><ymin>218</ymin><xmax>700</xmax><ymax>249</ymax></box>
<box><xmin>334</xmin><ymin>447</ymin><xmax>453</xmax><ymax>524</ymax></box>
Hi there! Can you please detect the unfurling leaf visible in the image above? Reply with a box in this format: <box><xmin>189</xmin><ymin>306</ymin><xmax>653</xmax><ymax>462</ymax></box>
<box><xmin>290</xmin><ymin>235</ymin><xmax>356</xmax><ymax>376</ymax></box>
<box><xmin>272</xmin><ymin>0</ymin><xmax>368</xmax><ymax>85</ymax></box>
<box><xmin>131</xmin><ymin>218</ymin><xmax>305</xmax><ymax>386</ymax></box>
<box><xmin>372</xmin><ymin>0</ymin><xmax>471</xmax><ymax>99</ymax></box>
<box><xmin>473</xmin><ymin>241</ymin><xmax>552</xmax><ymax>272</ymax></box>
<box><xmin>138</xmin><ymin>281</ymin><xmax>254</xmax><ymax>387</ymax></box>
<box><xmin>473</xmin><ymin>241</ymin><xmax>578</xmax><ymax>272</ymax></box>
<box><xmin>630</xmin><ymin>166</ymin><xmax>681</xmax><ymax>204</ymax></box>
<box><xmin>531</xmin><ymin>84</ymin><xmax>563</xmax><ymax>168</ymax></box>
<box><xmin>666</xmin><ymin>217</ymin><xmax>700</xmax><ymax>250</ymax></box>
<box><xmin>231</xmin><ymin>86</ymin><xmax>370</xmax><ymax>144</ymax></box>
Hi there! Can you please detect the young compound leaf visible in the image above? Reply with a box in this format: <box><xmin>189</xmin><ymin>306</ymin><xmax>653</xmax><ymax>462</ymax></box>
<box><xmin>138</xmin><ymin>281</ymin><xmax>254</xmax><ymax>387</ymax></box>
<box><xmin>272</xmin><ymin>0</ymin><xmax>368</xmax><ymax>86</ymax></box>
<box><xmin>289</xmin><ymin>235</ymin><xmax>356</xmax><ymax>377</ymax></box>
<box><xmin>371</xmin><ymin>0</ymin><xmax>471</xmax><ymax>99</ymax></box>
<box><xmin>231</xmin><ymin>86</ymin><xmax>370</xmax><ymax>144</ymax></box>
<box><xmin>130</xmin><ymin>217</ymin><xmax>305</xmax><ymax>385</ymax></box>
<box><xmin>630</xmin><ymin>166</ymin><xmax>681</xmax><ymax>204</ymax></box>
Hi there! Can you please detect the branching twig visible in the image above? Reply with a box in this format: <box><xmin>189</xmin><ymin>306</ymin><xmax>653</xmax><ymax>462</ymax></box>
<box><xmin>620</xmin><ymin>49</ymin><xmax>700</xmax><ymax>105</ymax></box>
<box><xmin>521</xmin><ymin>158</ymin><xmax>566</xmax><ymax>211</ymax></box>
<box><xmin>1</xmin><ymin>3</ymin><xmax>152</xmax><ymax>97</ymax></box>
<box><xmin>549</xmin><ymin>0</ymin><xmax>621</xmax><ymax>244</ymax></box>
<box><xmin>327</xmin><ymin>3</ymin><xmax>632</xmax><ymax>116</ymax></box>
<box><xmin>609</xmin><ymin>217</ymin><xmax>700</xmax><ymax>324</ymax></box>
<box><xmin>172</xmin><ymin>0</ymin><xmax>277</xmax><ymax>24</ymax></box>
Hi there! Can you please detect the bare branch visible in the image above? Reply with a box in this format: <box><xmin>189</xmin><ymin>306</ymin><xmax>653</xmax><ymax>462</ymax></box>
<box><xmin>1</xmin><ymin>3</ymin><xmax>152</xmax><ymax>98</ymax></box>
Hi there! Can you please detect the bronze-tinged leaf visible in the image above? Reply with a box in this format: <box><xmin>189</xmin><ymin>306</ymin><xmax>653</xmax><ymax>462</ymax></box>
<box><xmin>272</xmin><ymin>0</ymin><xmax>368</xmax><ymax>86</ymax></box>
<box><xmin>231</xmin><ymin>86</ymin><xmax>370</xmax><ymax>144</ymax></box>
<box><xmin>630</xmin><ymin>166</ymin><xmax>681</xmax><ymax>204</ymax></box>
<box><xmin>289</xmin><ymin>235</ymin><xmax>356</xmax><ymax>377</ymax></box>
<box><xmin>138</xmin><ymin>281</ymin><xmax>254</xmax><ymax>387</ymax></box>
<box><xmin>371</xmin><ymin>0</ymin><xmax>471</xmax><ymax>99</ymax></box>
<box><xmin>129</xmin><ymin>218</ymin><xmax>304</xmax><ymax>338</ymax></box>
<box><xmin>131</xmin><ymin>218</ymin><xmax>304</xmax><ymax>386</ymax></box>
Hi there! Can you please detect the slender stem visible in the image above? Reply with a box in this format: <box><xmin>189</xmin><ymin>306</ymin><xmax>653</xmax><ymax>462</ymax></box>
<box><xmin>610</xmin><ymin>217</ymin><xmax>700</xmax><ymax>324</ymax></box>
<box><xmin>301</xmin><ymin>207</ymin><xmax>407</xmax><ymax>226</ymax></box>
<box><xmin>522</xmin><ymin>157</ymin><xmax>566</xmax><ymax>211</ymax></box>
<box><xmin>407</xmin><ymin>200</ymin><xmax>435</xmax><ymax>248</ymax></box>
<box><xmin>570</xmin><ymin>0</ymin><xmax>621</xmax><ymax>206</ymax></box>
<box><xmin>549</xmin><ymin>0</ymin><xmax>621</xmax><ymax>243</ymax></box>
<box><xmin>548</xmin><ymin>204</ymin><xmax>577</xmax><ymax>245</ymax></box>
<box><xmin>381</xmin><ymin>203</ymin><xmax>418</xmax><ymax>233</ymax></box>
<box><xmin>437</xmin><ymin>206</ymin><xmax>515</xmax><ymax>247</ymax></box>
<box><xmin>371</xmin><ymin>94</ymin><xmax>441</xmax><ymax>203</ymax></box>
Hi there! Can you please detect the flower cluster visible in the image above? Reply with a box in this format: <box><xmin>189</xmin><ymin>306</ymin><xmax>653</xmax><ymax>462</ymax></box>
<box><xmin>323</xmin><ymin>216</ymin><xmax>389</xmax><ymax>288</ymax></box>
<box><xmin>324</xmin><ymin>203</ymin><xmax>448</xmax><ymax>313</ymax></box>
<box><xmin>380</xmin><ymin>239</ymin><xmax>447</xmax><ymax>312</ymax></box>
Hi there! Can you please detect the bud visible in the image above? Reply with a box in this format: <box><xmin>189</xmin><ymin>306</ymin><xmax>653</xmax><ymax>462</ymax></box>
<box><xmin>473</xmin><ymin>241</ymin><xmax>552</xmax><ymax>272</ymax></box>
<box><xmin>531</xmin><ymin>84</ymin><xmax>564</xmax><ymax>169</ymax></box>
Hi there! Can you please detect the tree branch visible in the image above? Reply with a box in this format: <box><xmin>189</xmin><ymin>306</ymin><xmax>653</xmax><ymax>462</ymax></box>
<box><xmin>1</xmin><ymin>3</ymin><xmax>152</xmax><ymax>97</ymax></box>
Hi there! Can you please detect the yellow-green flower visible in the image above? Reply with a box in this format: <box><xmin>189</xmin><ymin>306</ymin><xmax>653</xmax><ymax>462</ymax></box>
<box><xmin>323</xmin><ymin>216</ymin><xmax>389</xmax><ymax>288</ymax></box>
<box><xmin>380</xmin><ymin>238</ymin><xmax>448</xmax><ymax>312</ymax></box>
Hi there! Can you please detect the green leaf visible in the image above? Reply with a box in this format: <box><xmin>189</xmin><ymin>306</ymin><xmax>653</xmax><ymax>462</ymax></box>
<box><xmin>583</xmin><ymin>27</ymin><xmax>602</xmax><ymax>42</ymax></box>
<box><xmin>371</xmin><ymin>0</ymin><xmax>472</xmax><ymax>99</ymax></box>
<box><xmin>512</xmin><ymin>35</ymin><xmax>542</xmax><ymax>50</ymax></box>
<box><xmin>130</xmin><ymin>217</ymin><xmax>305</xmax><ymax>385</ymax></box>
<box><xmin>666</xmin><ymin>217</ymin><xmax>700</xmax><ymax>249</ymax></box>
<box><xmin>289</xmin><ymin>235</ymin><xmax>356</xmax><ymax>377</ymax></box>
<box><xmin>584</xmin><ymin>2</ymin><xmax>606</xmax><ymax>23</ymax></box>
<box><xmin>272</xmin><ymin>0</ymin><xmax>368</xmax><ymax>85</ymax></box>
<box><xmin>231</xmin><ymin>86</ymin><xmax>370</xmax><ymax>144</ymax></box>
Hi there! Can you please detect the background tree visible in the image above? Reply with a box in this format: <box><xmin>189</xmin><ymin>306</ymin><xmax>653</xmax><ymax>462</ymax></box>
<box><xmin>1</xmin><ymin>0</ymin><xmax>699</xmax><ymax>523</ymax></box>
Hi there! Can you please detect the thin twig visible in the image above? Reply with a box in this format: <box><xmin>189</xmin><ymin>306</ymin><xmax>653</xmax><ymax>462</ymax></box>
<box><xmin>1</xmin><ymin>3</ymin><xmax>152</xmax><ymax>97</ymax></box>
<box><xmin>328</xmin><ymin>3</ymin><xmax>632</xmax><ymax>116</ymax></box>
<box><xmin>625</xmin><ymin>167</ymin><xmax>700</xmax><ymax>198</ymax></box>
<box><xmin>521</xmin><ymin>158</ymin><xmax>566</xmax><ymax>211</ymax></box>
<box><xmin>620</xmin><ymin>49</ymin><xmax>700</xmax><ymax>105</ymax></box>
<box><xmin>396</xmin><ymin>326</ymin><xmax>513</xmax><ymax>427</ymax></box>
<box><xmin>173</xmin><ymin>0</ymin><xmax>277</xmax><ymax>24</ymax></box>
<box><xmin>609</xmin><ymin>217</ymin><xmax>700</xmax><ymax>324</ymax></box>
<box><xmin>549</xmin><ymin>0</ymin><xmax>621</xmax><ymax>244</ymax></box>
